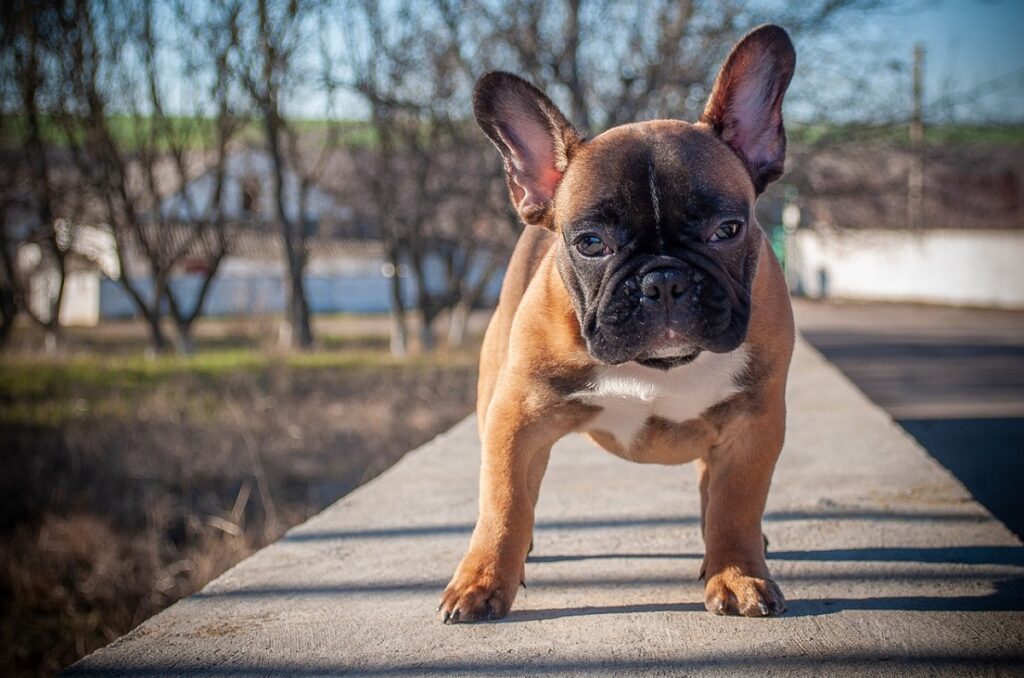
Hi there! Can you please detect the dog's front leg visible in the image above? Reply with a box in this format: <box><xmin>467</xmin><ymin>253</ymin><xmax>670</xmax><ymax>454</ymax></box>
<box><xmin>439</xmin><ymin>393</ymin><xmax>566</xmax><ymax>623</ymax></box>
<box><xmin>699</xmin><ymin>406</ymin><xmax>787</xmax><ymax>617</ymax></box>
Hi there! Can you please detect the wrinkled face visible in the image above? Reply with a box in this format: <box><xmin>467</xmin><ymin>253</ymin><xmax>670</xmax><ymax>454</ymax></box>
<box><xmin>555</xmin><ymin>122</ymin><xmax>760</xmax><ymax>367</ymax></box>
<box><xmin>473</xmin><ymin>26</ymin><xmax>795</xmax><ymax>369</ymax></box>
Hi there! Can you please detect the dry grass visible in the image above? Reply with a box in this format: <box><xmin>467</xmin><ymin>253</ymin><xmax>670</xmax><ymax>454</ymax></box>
<box><xmin>0</xmin><ymin>315</ymin><xmax>481</xmax><ymax>676</ymax></box>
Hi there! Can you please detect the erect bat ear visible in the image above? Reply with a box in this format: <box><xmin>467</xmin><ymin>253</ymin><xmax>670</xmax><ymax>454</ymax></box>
<box><xmin>473</xmin><ymin>71</ymin><xmax>582</xmax><ymax>228</ymax></box>
<box><xmin>701</xmin><ymin>24</ymin><xmax>796</xmax><ymax>194</ymax></box>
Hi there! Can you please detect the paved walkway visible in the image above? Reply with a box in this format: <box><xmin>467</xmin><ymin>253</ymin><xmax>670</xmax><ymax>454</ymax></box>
<box><xmin>68</xmin><ymin>339</ymin><xmax>1024</xmax><ymax>676</ymax></box>
<box><xmin>795</xmin><ymin>299</ymin><xmax>1024</xmax><ymax>539</ymax></box>
<box><xmin>793</xmin><ymin>299</ymin><xmax>1024</xmax><ymax>420</ymax></box>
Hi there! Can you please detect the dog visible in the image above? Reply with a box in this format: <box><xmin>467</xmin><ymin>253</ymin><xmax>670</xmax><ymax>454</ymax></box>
<box><xmin>440</xmin><ymin>24</ymin><xmax>796</xmax><ymax>623</ymax></box>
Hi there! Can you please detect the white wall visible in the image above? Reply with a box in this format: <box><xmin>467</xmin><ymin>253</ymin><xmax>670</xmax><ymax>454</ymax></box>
<box><xmin>61</xmin><ymin>271</ymin><xmax>100</xmax><ymax>326</ymax></box>
<box><xmin>793</xmin><ymin>228</ymin><xmax>1024</xmax><ymax>308</ymax></box>
<box><xmin>25</xmin><ymin>269</ymin><xmax>100</xmax><ymax>326</ymax></box>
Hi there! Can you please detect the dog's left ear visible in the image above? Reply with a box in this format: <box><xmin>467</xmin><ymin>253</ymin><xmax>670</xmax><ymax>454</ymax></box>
<box><xmin>701</xmin><ymin>24</ymin><xmax>796</xmax><ymax>194</ymax></box>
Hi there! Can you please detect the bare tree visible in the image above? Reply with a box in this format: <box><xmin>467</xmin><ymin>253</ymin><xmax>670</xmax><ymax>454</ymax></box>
<box><xmin>0</xmin><ymin>1</ymin><xmax>69</xmax><ymax>350</ymax></box>
<box><xmin>228</xmin><ymin>0</ymin><xmax>326</xmax><ymax>350</ymax></box>
<box><xmin>476</xmin><ymin>0</ymin><xmax>890</xmax><ymax>135</ymax></box>
<box><xmin>51</xmin><ymin>1</ymin><xmax>240</xmax><ymax>353</ymax></box>
<box><xmin>336</xmin><ymin>0</ymin><xmax>416</xmax><ymax>353</ymax></box>
<box><xmin>339</xmin><ymin>0</ymin><xmax>513</xmax><ymax>352</ymax></box>
<box><xmin>0</xmin><ymin>146</ymin><xmax>23</xmax><ymax>347</ymax></box>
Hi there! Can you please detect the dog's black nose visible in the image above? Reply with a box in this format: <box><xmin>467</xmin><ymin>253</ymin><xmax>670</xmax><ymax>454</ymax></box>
<box><xmin>640</xmin><ymin>268</ymin><xmax>687</xmax><ymax>307</ymax></box>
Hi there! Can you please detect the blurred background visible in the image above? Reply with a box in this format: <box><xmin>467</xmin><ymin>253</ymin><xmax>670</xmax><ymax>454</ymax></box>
<box><xmin>1</xmin><ymin>0</ymin><xmax>1022</xmax><ymax>674</ymax></box>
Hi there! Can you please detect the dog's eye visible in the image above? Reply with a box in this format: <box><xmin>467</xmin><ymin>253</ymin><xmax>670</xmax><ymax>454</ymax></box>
<box><xmin>709</xmin><ymin>220</ymin><xmax>743</xmax><ymax>243</ymax></box>
<box><xmin>575</xmin><ymin>234</ymin><xmax>611</xmax><ymax>257</ymax></box>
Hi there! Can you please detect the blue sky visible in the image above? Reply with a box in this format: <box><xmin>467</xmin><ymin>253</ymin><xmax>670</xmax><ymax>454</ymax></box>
<box><xmin>154</xmin><ymin>0</ymin><xmax>1024</xmax><ymax>124</ymax></box>
<box><xmin>312</xmin><ymin>0</ymin><xmax>1024</xmax><ymax>124</ymax></box>
<box><xmin>863</xmin><ymin>0</ymin><xmax>1024</xmax><ymax>121</ymax></box>
<box><xmin>764</xmin><ymin>0</ymin><xmax>1024</xmax><ymax>123</ymax></box>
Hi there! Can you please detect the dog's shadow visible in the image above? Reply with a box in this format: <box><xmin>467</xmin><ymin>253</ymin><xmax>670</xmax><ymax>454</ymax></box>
<box><xmin>506</xmin><ymin>547</ymin><xmax>1024</xmax><ymax>620</ymax></box>
<box><xmin>506</xmin><ymin>586</ymin><xmax>1024</xmax><ymax>621</ymax></box>
<box><xmin>508</xmin><ymin>602</ymin><xmax>705</xmax><ymax>622</ymax></box>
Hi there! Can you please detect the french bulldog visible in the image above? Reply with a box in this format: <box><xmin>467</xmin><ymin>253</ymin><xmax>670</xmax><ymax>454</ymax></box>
<box><xmin>440</xmin><ymin>24</ymin><xmax>796</xmax><ymax>622</ymax></box>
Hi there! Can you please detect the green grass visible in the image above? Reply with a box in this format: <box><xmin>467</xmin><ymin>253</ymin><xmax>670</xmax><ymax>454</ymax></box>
<box><xmin>9</xmin><ymin>111</ymin><xmax>1024</xmax><ymax>153</ymax></box>
<box><xmin>0</xmin><ymin>347</ymin><xmax>474</xmax><ymax>396</ymax></box>
<box><xmin>1</xmin><ymin>113</ymin><xmax>225</xmax><ymax>152</ymax></box>
<box><xmin>0</xmin><ymin>342</ymin><xmax>477</xmax><ymax>428</ymax></box>
<box><xmin>4</xmin><ymin>110</ymin><xmax>1023</xmax><ymax>153</ymax></box>
<box><xmin>920</xmin><ymin>124</ymin><xmax>1024</xmax><ymax>145</ymax></box>
<box><xmin>789</xmin><ymin>121</ymin><xmax>1024</xmax><ymax>147</ymax></box>
<box><xmin>0</xmin><ymin>114</ymin><xmax>380</xmax><ymax>152</ymax></box>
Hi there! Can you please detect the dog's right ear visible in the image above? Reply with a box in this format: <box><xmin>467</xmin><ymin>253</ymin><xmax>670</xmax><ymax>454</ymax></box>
<box><xmin>474</xmin><ymin>71</ymin><xmax>582</xmax><ymax>228</ymax></box>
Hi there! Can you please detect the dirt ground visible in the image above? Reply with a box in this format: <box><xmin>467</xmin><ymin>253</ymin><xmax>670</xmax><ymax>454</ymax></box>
<box><xmin>0</xmin><ymin>315</ymin><xmax>481</xmax><ymax>676</ymax></box>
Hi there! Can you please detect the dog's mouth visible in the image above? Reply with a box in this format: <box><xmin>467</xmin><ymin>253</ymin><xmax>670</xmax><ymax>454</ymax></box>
<box><xmin>635</xmin><ymin>351</ymin><xmax>703</xmax><ymax>370</ymax></box>
<box><xmin>634</xmin><ymin>337</ymin><xmax>703</xmax><ymax>370</ymax></box>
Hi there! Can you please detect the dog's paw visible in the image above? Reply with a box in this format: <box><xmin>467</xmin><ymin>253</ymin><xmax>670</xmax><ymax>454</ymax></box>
<box><xmin>438</xmin><ymin>557</ymin><xmax>518</xmax><ymax>623</ymax></box>
<box><xmin>704</xmin><ymin>567</ymin><xmax>786</xmax><ymax>617</ymax></box>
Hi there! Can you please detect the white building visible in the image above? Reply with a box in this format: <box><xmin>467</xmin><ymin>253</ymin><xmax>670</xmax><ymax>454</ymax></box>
<box><xmin>158</xmin><ymin>147</ymin><xmax>358</xmax><ymax>234</ymax></box>
<box><xmin>791</xmin><ymin>226</ymin><xmax>1024</xmax><ymax>309</ymax></box>
<box><xmin>20</xmin><ymin>148</ymin><xmax>393</xmax><ymax>325</ymax></box>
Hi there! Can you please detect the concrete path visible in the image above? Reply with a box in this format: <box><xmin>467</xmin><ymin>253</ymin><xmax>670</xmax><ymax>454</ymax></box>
<box><xmin>68</xmin><ymin>339</ymin><xmax>1024</xmax><ymax>676</ymax></box>
<box><xmin>794</xmin><ymin>299</ymin><xmax>1024</xmax><ymax>540</ymax></box>
<box><xmin>793</xmin><ymin>299</ymin><xmax>1024</xmax><ymax>420</ymax></box>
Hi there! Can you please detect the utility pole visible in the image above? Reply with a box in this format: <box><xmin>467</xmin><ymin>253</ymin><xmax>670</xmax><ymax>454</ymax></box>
<box><xmin>908</xmin><ymin>43</ymin><xmax>925</xmax><ymax>230</ymax></box>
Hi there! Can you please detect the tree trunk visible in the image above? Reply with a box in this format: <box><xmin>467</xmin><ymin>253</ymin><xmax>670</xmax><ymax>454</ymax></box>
<box><xmin>172</xmin><ymin>332</ymin><xmax>195</xmax><ymax>355</ymax></box>
<box><xmin>288</xmin><ymin>262</ymin><xmax>311</xmax><ymax>350</ymax></box>
<box><xmin>418</xmin><ymin>311</ymin><xmax>436</xmax><ymax>352</ymax></box>
<box><xmin>407</xmin><ymin>243</ymin><xmax>439</xmax><ymax>352</ymax></box>
<box><xmin>390</xmin><ymin>307</ymin><xmax>407</xmax><ymax>357</ymax></box>
<box><xmin>447</xmin><ymin>251</ymin><xmax>502</xmax><ymax>349</ymax></box>
<box><xmin>0</xmin><ymin>281</ymin><xmax>15</xmax><ymax>349</ymax></box>
<box><xmin>112</xmin><ymin>268</ymin><xmax>171</xmax><ymax>356</ymax></box>
<box><xmin>446</xmin><ymin>300</ymin><xmax>471</xmax><ymax>349</ymax></box>
<box><xmin>142</xmin><ymin>309</ymin><xmax>170</xmax><ymax>355</ymax></box>
<box><xmin>386</xmin><ymin>244</ymin><xmax>407</xmax><ymax>356</ymax></box>
<box><xmin>285</xmin><ymin>250</ymin><xmax>313</xmax><ymax>349</ymax></box>
<box><xmin>170</xmin><ymin>316</ymin><xmax>196</xmax><ymax>355</ymax></box>
<box><xmin>562</xmin><ymin>0</ymin><xmax>590</xmax><ymax>131</ymax></box>
<box><xmin>262</xmin><ymin>105</ymin><xmax>313</xmax><ymax>351</ymax></box>
<box><xmin>253</xmin><ymin>0</ymin><xmax>314</xmax><ymax>352</ymax></box>
<box><xmin>165</xmin><ymin>254</ymin><xmax>225</xmax><ymax>356</ymax></box>
<box><xmin>43</xmin><ymin>254</ymin><xmax>67</xmax><ymax>354</ymax></box>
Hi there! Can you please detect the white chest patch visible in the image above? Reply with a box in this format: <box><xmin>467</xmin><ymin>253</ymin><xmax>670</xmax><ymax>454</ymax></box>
<box><xmin>572</xmin><ymin>345</ymin><xmax>750</xmax><ymax>448</ymax></box>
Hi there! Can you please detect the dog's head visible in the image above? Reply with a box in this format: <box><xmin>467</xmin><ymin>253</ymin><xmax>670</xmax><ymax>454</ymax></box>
<box><xmin>474</xmin><ymin>25</ymin><xmax>795</xmax><ymax>368</ymax></box>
